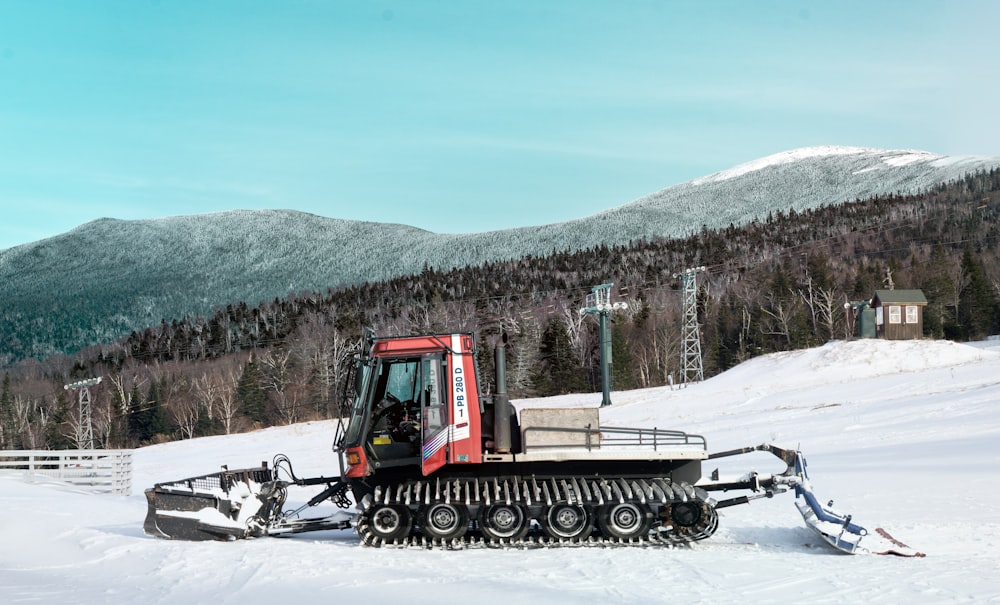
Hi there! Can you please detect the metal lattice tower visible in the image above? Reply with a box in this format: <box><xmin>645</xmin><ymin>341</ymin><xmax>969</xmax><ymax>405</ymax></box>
<box><xmin>674</xmin><ymin>267</ymin><xmax>706</xmax><ymax>384</ymax></box>
<box><xmin>65</xmin><ymin>377</ymin><xmax>101</xmax><ymax>450</ymax></box>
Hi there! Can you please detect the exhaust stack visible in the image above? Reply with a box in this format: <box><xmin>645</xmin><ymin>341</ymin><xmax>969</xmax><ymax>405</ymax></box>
<box><xmin>493</xmin><ymin>332</ymin><xmax>512</xmax><ymax>453</ymax></box>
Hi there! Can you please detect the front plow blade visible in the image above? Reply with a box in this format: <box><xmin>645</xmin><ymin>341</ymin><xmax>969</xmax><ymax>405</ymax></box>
<box><xmin>792</xmin><ymin>453</ymin><xmax>924</xmax><ymax>557</ymax></box>
<box><xmin>143</xmin><ymin>466</ymin><xmax>279</xmax><ymax>541</ymax></box>
<box><xmin>794</xmin><ymin>488</ymin><xmax>867</xmax><ymax>554</ymax></box>
<box><xmin>705</xmin><ymin>444</ymin><xmax>924</xmax><ymax>556</ymax></box>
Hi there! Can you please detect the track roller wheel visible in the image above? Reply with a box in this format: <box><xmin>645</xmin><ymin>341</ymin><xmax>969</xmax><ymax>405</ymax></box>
<box><xmin>597</xmin><ymin>502</ymin><xmax>654</xmax><ymax>540</ymax></box>
<box><xmin>542</xmin><ymin>504</ymin><xmax>593</xmax><ymax>540</ymax></box>
<box><xmin>367</xmin><ymin>504</ymin><xmax>412</xmax><ymax>543</ymax></box>
<box><xmin>479</xmin><ymin>503</ymin><xmax>529</xmax><ymax>541</ymax></box>
<box><xmin>421</xmin><ymin>502</ymin><xmax>469</xmax><ymax>540</ymax></box>
<box><xmin>670</xmin><ymin>501</ymin><xmax>703</xmax><ymax>528</ymax></box>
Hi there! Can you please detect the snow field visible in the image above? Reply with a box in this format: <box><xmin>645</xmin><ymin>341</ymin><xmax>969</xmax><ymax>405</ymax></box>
<box><xmin>2</xmin><ymin>338</ymin><xmax>999</xmax><ymax>604</ymax></box>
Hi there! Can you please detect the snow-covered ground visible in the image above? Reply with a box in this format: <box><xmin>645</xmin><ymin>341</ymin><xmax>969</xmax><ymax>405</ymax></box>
<box><xmin>3</xmin><ymin>338</ymin><xmax>999</xmax><ymax>604</ymax></box>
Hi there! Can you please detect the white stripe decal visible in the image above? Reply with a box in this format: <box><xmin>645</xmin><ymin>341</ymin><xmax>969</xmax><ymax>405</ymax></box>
<box><xmin>422</xmin><ymin>429</ymin><xmax>448</xmax><ymax>460</ymax></box>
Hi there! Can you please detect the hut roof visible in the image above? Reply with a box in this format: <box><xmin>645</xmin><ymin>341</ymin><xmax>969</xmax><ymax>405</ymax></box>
<box><xmin>872</xmin><ymin>289</ymin><xmax>928</xmax><ymax>305</ymax></box>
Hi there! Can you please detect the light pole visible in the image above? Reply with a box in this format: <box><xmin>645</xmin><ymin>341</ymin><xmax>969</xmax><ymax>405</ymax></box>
<box><xmin>579</xmin><ymin>283</ymin><xmax>628</xmax><ymax>407</ymax></box>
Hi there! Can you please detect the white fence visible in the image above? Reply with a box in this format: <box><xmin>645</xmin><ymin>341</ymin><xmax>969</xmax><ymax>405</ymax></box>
<box><xmin>0</xmin><ymin>450</ymin><xmax>133</xmax><ymax>495</ymax></box>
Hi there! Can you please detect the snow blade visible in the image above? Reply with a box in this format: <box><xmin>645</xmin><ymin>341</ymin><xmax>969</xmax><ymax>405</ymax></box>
<box><xmin>705</xmin><ymin>445</ymin><xmax>923</xmax><ymax>557</ymax></box>
<box><xmin>794</xmin><ymin>491</ymin><xmax>866</xmax><ymax>554</ymax></box>
<box><xmin>143</xmin><ymin>466</ymin><xmax>279</xmax><ymax>541</ymax></box>
<box><xmin>791</xmin><ymin>453</ymin><xmax>924</xmax><ymax>557</ymax></box>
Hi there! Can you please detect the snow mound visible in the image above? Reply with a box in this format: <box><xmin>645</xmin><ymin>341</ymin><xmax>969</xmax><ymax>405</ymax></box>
<box><xmin>722</xmin><ymin>338</ymin><xmax>998</xmax><ymax>387</ymax></box>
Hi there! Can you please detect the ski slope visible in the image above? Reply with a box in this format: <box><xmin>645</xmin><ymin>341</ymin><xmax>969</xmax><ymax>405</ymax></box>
<box><xmin>2</xmin><ymin>338</ymin><xmax>999</xmax><ymax>604</ymax></box>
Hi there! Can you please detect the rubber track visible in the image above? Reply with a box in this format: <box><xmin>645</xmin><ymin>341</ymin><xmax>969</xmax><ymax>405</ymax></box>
<box><xmin>355</xmin><ymin>476</ymin><xmax>719</xmax><ymax>549</ymax></box>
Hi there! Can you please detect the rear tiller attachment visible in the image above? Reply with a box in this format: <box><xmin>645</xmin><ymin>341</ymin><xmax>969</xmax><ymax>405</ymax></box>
<box><xmin>143</xmin><ymin>457</ymin><xmax>355</xmax><ymax>541</ymax></box>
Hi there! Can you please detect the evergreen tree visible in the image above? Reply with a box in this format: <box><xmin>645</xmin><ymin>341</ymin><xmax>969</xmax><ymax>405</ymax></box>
<box><xmin>957</xmin><ymin>246</ymin><xmax>998</xmax><ymax>340</ymax></box>
<box><xmin>124</xmin><ymin>379</ymin><xmax>170</xmax><ymax>444</ymax></box>
<box><xmin>126</xmin><ymin>384</ymin><xmax>148</xmax><ymax>445</ymax></box>
<box><xmin>920</xmin><ymin>245</ymin><xmax>952</xmax><ymax>339</ymax></box>
<box><xmin>237</xmin><ymin>356</ymin><xmax>268</xmax><ymax>424</ymax></box>
<box><xmin>532</xmin><ymin>318</ymin><xmax>586</xmax><ymax>396</ymax></box>
<box><xmin>713</xmin><ymin>293</ymin><xmax>746</xmax><ymax>372</ymax></box>
<box><xmin>46</xmin><ymin>392</ymin><xmax>73</xmax><ymax>449</ymax></box>
<box><xmin>0</xmin><ymin>372</ymin><xmax>11</xmax><ymax>449</ymax></box>
<box><xmin>108</xmin><ymin>384</ymin><xmax>128</xmax><ymax>448</ymax></box>
<box><xmin>610</xmin><ymin>321</ymin><xmax>634</xmax><ymax>391</ymax></box>
<box><xmin>195</xmin><ymin>403</ymin><xmax>219</xmax><ymax>437</ymax></box>
<box><xmin>144</xmin><ymin>379</ymin><xmax>169</xmax><ymax>439</ymax></box>
<box><xmin>805</xmin><ymin>252</ymin><xmax>833</xmax><ymax>291</ymax></box>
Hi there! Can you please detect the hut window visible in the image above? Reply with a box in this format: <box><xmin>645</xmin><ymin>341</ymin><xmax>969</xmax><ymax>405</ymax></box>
<box><xmin>905</xmin><ymin>305</ymin><xmax>918</xmax><ymax>324</ymax></box>
<box><xmin>888</xmin><ymin>305</ymin><xmax>902</xmax><ymax>324</ymax></box>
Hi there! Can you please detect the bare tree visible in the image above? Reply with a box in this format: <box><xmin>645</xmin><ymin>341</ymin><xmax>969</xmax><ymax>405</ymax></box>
<box><xmin>797</xmin><ymin>275</ymin><xmax>837</xmax><ymax>344</ymax></box>
<box><xmin>144</xmin><ymin>363</ymin><xmax>187</xmax><ymax>440</ymax></box>
<box><xmin>191</xmin><ymin>371</ymin><xmax>221</xmax><ymax>426</ymax></box>
<box><xmin>508</xmin><ymin>312</ymin><xmax>542</xmax><ymax>396</ymax></box>
<box><xmin>760</xmin><ymin>293</ymin><xmax>797</xmax><ymax>347</ymax></box>
<box><xmin>560</xmin><ymin>301</ymin><xmax>597</xmax><ymax>380</ymax></box>
<box><xmin>288</xmin><ymin>312</ymin><xmax>350</xmax><ymax>417</ymax></box>
<box><xmin>12</xmin><ymin>395</ymin><xmax>42</xmax><ymax>449</ymax></box>
<box><xmin>261</xmin><ymin>349</ymin><xmax>299</xmax><ymax>425</ymax></box>
<box><xmin>65</xmin><ymin>404</ymin><xmax>88</xmax><ymax>449</ymax></box>
<box><xmin>172</xmin><ymin>393</ymin><xmax>201</xmax><ymax>440</ymax></box>
<box><xmin>821</xmin><ymin>287</ymin><xmax>840</xmax><ymax>341</ymax></box>
<box><xmin>92</xmin><ymin>397</ymin><xmax>116</xmax><ymax>449</ymax></box>
<box><xmin>948</xmin><ymin>264</ymin><xmax>970</xmax><ymax>325</ymax></box>
<box><xmin>278</xmin><ymin>382</ymin><xmax>304</xmax><ymax>425</ymax></box>
<box><xmin>215</xmin><ymin>366</ymin><xmax>243</xmax><ymax>435</ymax></box>
<box><xmin>106</xmin><ymin>371</ymin><xmax>147</xmax><ymax>417</ymax></box>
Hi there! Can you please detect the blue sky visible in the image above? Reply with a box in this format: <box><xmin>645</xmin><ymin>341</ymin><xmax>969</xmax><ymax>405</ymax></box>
<box><xmin>1</xmin><ymin>0</ymin><xmax>998</xmax><ymax>250</ymax></box>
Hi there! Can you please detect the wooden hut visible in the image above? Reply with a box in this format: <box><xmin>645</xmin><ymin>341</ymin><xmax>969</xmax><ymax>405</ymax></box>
<box><xmin>871</xmin><ymin>289</ymin><xmax>928</xmax><ymax>340</ymax></box>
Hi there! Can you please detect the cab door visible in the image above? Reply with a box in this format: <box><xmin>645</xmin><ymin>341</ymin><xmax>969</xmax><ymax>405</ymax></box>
<box><xmin>420</xmin><ymin>354</ymin><xmax>449</xmax><ymax>475</ymax></box>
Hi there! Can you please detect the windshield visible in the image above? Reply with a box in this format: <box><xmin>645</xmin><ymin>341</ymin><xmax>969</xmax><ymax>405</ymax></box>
<box><xmin>383</xmin><ymin>359</ymin><xmax>421</xmax><ymax>402</ymax></box>
<box><xmin>341</xmin><ymin>357</ymin><xmax>424</xmax><ymax>448</ymax></box>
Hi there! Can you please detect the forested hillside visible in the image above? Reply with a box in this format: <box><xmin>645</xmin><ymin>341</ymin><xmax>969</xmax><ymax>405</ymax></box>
<box><xmin>3</xmin><ymin>147</ymin><xmax>997</xmax><ymax>363</ymax></box>
<box><xmin>1</xmin><ymin>169</ymin><xmax>998</xmax><ymax>450</ymax></box>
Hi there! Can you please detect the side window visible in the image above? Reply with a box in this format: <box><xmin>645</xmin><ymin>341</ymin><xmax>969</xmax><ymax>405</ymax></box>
<box><xmin>342</xmin><ymin>360</ymin><xmax>373</xmax><ymax>445</ymax></box>
<box><xmin>888</xmin><ymin>305</ymin><xmax>902</xmax><ymax>325</ymax></box>
<box><xmin>905</xmin><ymin>305</ymin><xmax>918</xmax><ymax>324</ymax></box>
<box><xmin>422</xmin><ymin>355</ymin><xmax>448</xmax><ymax>435</ymax></box>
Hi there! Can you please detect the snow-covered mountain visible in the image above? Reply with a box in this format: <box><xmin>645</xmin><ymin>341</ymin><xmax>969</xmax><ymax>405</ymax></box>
<box><xmin>571</xmin><ymin>146</ymin><xmax>997</xmax><ymax>239</ymax></box>
<box><xmin>2</xmin><ymin>146</ymin><xmax>998</xmax><ymax>359</ymax></box>
<box><xmin>3</xmin><ymin>337</ymin><xmax>998</xmax><ymax>603</ymax></box>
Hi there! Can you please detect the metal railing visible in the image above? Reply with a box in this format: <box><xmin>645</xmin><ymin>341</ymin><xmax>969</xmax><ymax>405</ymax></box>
<box><xmin>0</xmin><ymin>450</ymin><xmax>133</xmax><ymax>495</ymax></box>
<box><xmin>598</xmin><ymin>426</ymin><xmax>707</xmax><ymax>450</ymax></box>
<box><xmin>521</xmin><ymin>425</ymin><xmax>706</xmax><ymax>453</ymax></box>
